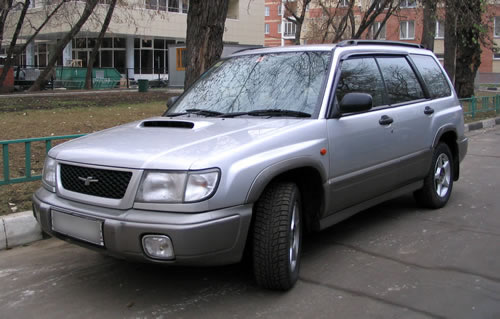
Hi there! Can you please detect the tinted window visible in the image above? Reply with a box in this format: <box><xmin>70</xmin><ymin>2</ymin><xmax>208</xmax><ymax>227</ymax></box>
<box><xmin>376</xmin><ymin>56</ymin><xmax>425</xmax><ymax>104</ymax></box>
<box><xmin>411</xmin><ymin>54</ymin><xmax>451</xmax><ymax>99</ymax></box>
<box><xmin>335</xmin><ymin>57</ymin><xmax>385</xmax><ymax>107</ymax></box>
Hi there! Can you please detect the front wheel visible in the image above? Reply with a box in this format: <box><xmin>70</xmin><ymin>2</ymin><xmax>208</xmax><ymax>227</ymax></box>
<box><xmin>414</xmin><ymin>143</ymin><xmax>454</xmax><ymax>209</ymax></box>
<box><xmin>252</xmin><ymin>182</ymin><xmax>302</xmax><ymax>290</ymax></box>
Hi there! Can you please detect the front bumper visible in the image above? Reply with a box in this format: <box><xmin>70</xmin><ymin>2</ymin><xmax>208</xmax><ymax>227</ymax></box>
<box><xmin>33</xmin><ymin>187</ymin><xmax>252</xmax><ymax>266</ymax></box>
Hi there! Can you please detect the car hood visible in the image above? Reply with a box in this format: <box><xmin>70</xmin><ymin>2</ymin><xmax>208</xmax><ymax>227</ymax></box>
<box><xmin>49</xmin><ymin>117</ymin><xmax>308</xmax><ymax>170</ymax></box>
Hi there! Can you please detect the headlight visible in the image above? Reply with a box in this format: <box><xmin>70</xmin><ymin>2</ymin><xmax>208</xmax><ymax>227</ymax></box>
<box><xmin>42</xmin><ymin>157</ymin><xmax>57</xmax><ymax>188</ymax></box>
<box><xmin>135</xmin><ymin>169</ymin><xmax>219</xmax><ymax>203</ymax></box>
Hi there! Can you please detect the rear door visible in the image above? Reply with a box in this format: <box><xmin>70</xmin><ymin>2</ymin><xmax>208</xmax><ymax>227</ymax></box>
<box><xmin>374</xmin><ymin>55</ymin><xmax>431</xmax><ymax>182</ymax></box>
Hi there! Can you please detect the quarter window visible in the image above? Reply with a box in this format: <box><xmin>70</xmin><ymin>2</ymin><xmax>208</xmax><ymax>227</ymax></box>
<box><xmin>376</xmin><ymin>56</ymin><xmax>425</xmax><ymax>104</ymax></box>
<box><xmin>411</xmin><ymin>55</ymin><xmax>451</xmax><ymax>99</ymax></box>
<box><xmin>335</xmin><ymin>57</ymin><xmax>385</xmax><ymax>108</ymax></box>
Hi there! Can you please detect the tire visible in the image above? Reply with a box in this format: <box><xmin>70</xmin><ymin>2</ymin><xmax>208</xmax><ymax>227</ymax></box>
<box><xmin>252</xmin><ymin>182</ymin><xmax>302</xmax><ymax>290</ymax></box>
<box><xmin>414</xmin><ymin>143</ymin><xmax>454</xmax><ymax>209</ymax></box>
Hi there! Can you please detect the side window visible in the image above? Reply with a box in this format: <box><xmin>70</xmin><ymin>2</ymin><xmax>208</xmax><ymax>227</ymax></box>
<box><xmin>411</xmin><ymin>54</ymin><xmax>452</xmax><ymax>99</ymax></box>
<box><xmin>376</xmin><ymin>56</ymin><xmax>425</xmax><ymax>105</ymax></box>
<box><xmin>335</xmin><ymin>57</ymin><xmax>385</xmax><ymax>108</ymax></box>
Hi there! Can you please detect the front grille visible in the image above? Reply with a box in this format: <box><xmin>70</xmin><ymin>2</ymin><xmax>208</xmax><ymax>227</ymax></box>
<box><xmin>60</xmin><ymin>164</ymin><xmax>132</xmax><ymax>199</ymax></box>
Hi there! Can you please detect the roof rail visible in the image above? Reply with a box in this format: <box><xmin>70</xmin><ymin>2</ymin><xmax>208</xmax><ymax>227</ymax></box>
<box><xmin>337</xmin><ymin>40</ymin><xmax>425</xmax><ymax>49</ymax></box>
<box><xmin>231</xmin><ymin>46</ymin><xmax>264</xmax><ymax>54</ymax></box>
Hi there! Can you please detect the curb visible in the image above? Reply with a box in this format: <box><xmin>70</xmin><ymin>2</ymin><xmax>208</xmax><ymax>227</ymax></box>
<box><xmin>464</xmin><ymin>117</ymin><xmax>500</xmax><ymax>133</ymax></box>
<box><xmin>0</xmin><ymin>211</ymin><xmax>42</xmax><ymax>251</ymax></box>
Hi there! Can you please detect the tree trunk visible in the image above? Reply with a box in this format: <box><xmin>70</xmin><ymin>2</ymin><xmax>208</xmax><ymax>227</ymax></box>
<box><xmin>421</xmin><ymin>0</ymin><xmax>437</xmax><ymax>51</ymax></box>
<box><xmin>454</xmin><ymin>0</ymin><xmax>482</xmax><ymax>98</ymax></box>
<box><xmin>443</xmin><ymin>0</ymin><xmax>457</xmax><ymax>84</ymax></box>
<box><xmin>184</xmin><ymin>0</ymin><xmax>229</xmax><ymax>88</ymax></box>
<box><xmin>85</xmin><ymin>0</ymin><xmax>117</xmax><ymax>89</ymax></box>
<box><xmin>0</xmin><ymin>0</ymin><xmax>14</xmax><ymax>52</ymax></box>
<box><xmin>0</xmin><ymin>0</ymin><xmax>30</xmax><ymax>87</ymax></box>
<box><xmin>29</xmin><ymin>0</ymin><xmax>99</xmax><ymax>91</ymax></box>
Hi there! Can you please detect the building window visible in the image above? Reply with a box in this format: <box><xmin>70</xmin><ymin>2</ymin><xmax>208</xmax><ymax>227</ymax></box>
<box><xmin>278</xmin><ymin>23</ymin><xmax>282</xmax><ymax>34</ymax></box>
<box><xmin>372</xmin><ymin>22</ymin><xmax>386</xmax><ymax>40</ymax></box>
<box><xmin>495</xmin><ymin>17</ymin><xmax>500</xmax><ymax>37</ymax></box>
<box><xmin>339</xmin><ymin>0</ymin><xmax>348</xmax><ymax>7</ymax></box>
<box><xmin>278</xmin><ymin>4</ymin><xmax>282</xmax><ymax>16</ymax></box>
<box><xmin>435</xmin><ymin>21</ymin><xmax>444</xmax><ymax>39</ymax></box>
<box><xmin>400</xmin><ymin>0</ymin><xmax>416</xmax><ymax>8</ymax></box>
<box><xmin>157</xmin><ymin>0</ymin><xmax>188</xmax><ymax>13</ymax></box>
<box><xmin>284</xmin><ymin>21</ymin><xmax>296</xmax><ymax>37</ymax></box>
<box><xmin>494</xmin><ymin>53</ymin><xmax>500</xmax><ymax>60</ymax></box>
<box><xmin>400</xmin><ymin>21</ymin><xmax>415</xmax><ymax>40</ymax></box>
<box><xmin>265</xmin><ymin>23</ymin><xmax>270</xmax><ymax>34</ymax></box>
<box><xmin>176</xmin><ymin>47</ymin><xmax>187</xmax><ymax>71</ymax></box>
<box><xmin>146</xmin><ymin>0</ymin><xmax>167</xmax><ymax>11</ymax></box>
<box><xmin>265</xmin><ymin>6</ymin><xmax>270</xmax><ymax>16</ymax></box>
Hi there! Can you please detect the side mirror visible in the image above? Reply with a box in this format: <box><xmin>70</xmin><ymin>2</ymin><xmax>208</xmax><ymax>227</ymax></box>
<box><xmin>339</xmin><ymin>93</ymin><xmax>373</xmax><ymax>114</ymax></box>
<box><xmin>166</xmin><ymin>96</ymin><xmax>179</xmax><ymax>108</ymax></box>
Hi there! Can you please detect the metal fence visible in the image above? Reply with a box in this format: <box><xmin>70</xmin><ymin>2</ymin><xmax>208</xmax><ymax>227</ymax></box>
<box><xmin>459</xmin><ymin>95</ymin><xmax>500</xmax><ymax>119</ymax></box>
<box><xmin>0</xmin><ymin>134</ymin><xmax>85</xmax><ymax>186</ymax></box>
<box><xmin>10</xmin><ymin>65</ymin><xmax>169</xmax><ymax>91</ymax></box>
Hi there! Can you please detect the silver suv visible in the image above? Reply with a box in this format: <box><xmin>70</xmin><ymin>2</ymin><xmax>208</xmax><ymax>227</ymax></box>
<box><xmin>33</xmin><ymin>41</ymin><xmax>468</xmax><ymax>290</ymax></box>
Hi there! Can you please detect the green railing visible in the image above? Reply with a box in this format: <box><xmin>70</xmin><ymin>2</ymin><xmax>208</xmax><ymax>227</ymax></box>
<box><xmin>0</xmin><ymin>134</ymin><xmax>85</xmax><ymax>186</ymax></box>
<box><xmin>459</xmin><ymin>95</ymin><xmax>500</xmax><ymax>119</ymax></box>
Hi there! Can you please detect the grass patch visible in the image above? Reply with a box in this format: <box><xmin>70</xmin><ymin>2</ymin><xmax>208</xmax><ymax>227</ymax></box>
<box><xmin>0</xmin><ymin>90</ymin><xmax>172</xmax><ymax>215</ymax></box>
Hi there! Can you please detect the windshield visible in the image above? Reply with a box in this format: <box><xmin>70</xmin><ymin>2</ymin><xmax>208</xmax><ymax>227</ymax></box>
<box><xmin>166</xmin><ymin>51</ymin><xmax>331</xmax><ymax>117</ymax></box>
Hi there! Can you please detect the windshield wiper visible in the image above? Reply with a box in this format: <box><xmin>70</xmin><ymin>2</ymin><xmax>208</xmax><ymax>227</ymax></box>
<box><xmin>220</xmin><ymin>109</ymin><xmax>311</xmax><ymax>118</ymax></box>
<box><xmin>166</xmin><ymin>108</ymin><xmax>223</xmax><ymax>117</ymax></box>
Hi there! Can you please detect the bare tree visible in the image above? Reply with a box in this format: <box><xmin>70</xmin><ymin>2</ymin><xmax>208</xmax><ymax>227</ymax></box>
<box><xmin>283</xmin><ymin>0</ymin><xmax>312</xmax><ymax>45</ymax></box>
<box><xmin>0</xmin><ymin>0</ymin><xmax>15</xmax><ymax>52</ymax></box>
<box><xmin>29</xmin><ymin>0</ymin><xmax>100</xmax><ymax>91</ymax></box>
<box><xmin>0</xmin><ymin>0</ymin><xmax>65</xmax><ymax>87</ymax></box>
<box><xmin>184</xmin><ymin>0</ymin><xmax>230</xmax><ymax>88</ymax></box>
<box><xmin>307</xmin><ymin>0</ymin><xmax>401</xmax><ymax>44</ymax></box>
<box><xmin>85</xmin><ymin>0</ymin><xmax>117</xmax><ymax>89</ymax></box>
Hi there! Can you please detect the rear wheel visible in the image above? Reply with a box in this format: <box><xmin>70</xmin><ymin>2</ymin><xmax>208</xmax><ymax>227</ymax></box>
<box><xmin>252</xmin><ymin>182</ymin><xmax>302</xmax><ymax>290</ymax></box>
<box><xmin>414</xmin><ymin>143</ymin><xmax>454</xmax><ymax>209</ymax></box>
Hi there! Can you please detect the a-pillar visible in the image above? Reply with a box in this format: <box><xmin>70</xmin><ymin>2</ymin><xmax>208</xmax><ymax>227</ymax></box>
<box><xmin>126</xmin><ymin>36</ymin><xmax>135</xmax><ymax>79</ymax></box>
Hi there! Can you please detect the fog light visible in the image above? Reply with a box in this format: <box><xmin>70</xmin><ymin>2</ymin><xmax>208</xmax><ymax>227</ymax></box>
<box><xmin>142</xmin><ymin>235</ymin><xmax>175</xmax><ymax>260</ymax></box>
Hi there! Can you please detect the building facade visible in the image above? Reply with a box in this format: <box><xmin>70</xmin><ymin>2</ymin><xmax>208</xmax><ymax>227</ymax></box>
<box><xmin>2</xmin><ymin>0</ymin><xmax>264</xmax><ymax>80</ymax></box>
<box><xmin>265</xmin><ymin>0</ymin><xmax>500</xmax><ymax>75</ymax></box>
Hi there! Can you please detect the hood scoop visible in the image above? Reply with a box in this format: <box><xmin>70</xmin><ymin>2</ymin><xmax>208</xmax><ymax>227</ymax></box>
<box><xmin>142</xmin><ymin>120</ymin><xmax>194</xmax><ymax>129</ymax></box>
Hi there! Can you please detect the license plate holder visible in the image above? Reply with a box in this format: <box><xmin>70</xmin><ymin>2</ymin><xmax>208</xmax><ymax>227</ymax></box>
<box><xmin>51</xmin><ymin>210</ymin><xmax>104</xmax><ymax>246</ymax></box>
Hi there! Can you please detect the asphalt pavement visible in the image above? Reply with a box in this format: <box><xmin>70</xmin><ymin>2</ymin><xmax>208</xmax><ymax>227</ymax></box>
<box><xmin>0</xmin><ymin>126</ymin><xmax>499</xmax><ymax>319</ymax></box>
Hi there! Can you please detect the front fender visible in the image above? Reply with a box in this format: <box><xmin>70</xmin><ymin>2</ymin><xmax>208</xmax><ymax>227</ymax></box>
<box><xmin>245</xmin><ymin>156</ymin><xmax>327</xmax><ymax>204</ymax></box>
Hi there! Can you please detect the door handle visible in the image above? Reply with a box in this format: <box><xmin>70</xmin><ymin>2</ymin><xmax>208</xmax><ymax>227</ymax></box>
<box><xmin>424</xmin><ymin>106</ymin><xmax>435</xmax><ymax>115</ymax></box>
<box><xmin>379</xmin><ymin>115</ymin><xmax>393</xmax><ymax>126</ymax></box>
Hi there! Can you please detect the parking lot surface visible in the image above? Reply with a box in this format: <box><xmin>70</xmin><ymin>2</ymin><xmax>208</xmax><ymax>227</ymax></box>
<box><xmin>0</xmin><ymin>126</ymin><xmax>499</xmax><ymax>319</ymax></box>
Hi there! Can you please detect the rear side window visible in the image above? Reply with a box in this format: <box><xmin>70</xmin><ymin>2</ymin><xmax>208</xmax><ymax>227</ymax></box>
<box><xmin>411</xmin><ymin>54</ymin><xmax>452</xmax><ymax>99</ymax></box>
<box><xmin>335</xmin><ymin>57</ymin><xmax>385</xmax><ymax>107</ymax></box>
<box><xmin>376</xmin><ymin>56</ymin><xmax>425</xmax><ymax>105</ymax></box>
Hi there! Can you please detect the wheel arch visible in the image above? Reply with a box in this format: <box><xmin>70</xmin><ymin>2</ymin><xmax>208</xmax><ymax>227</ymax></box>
<box><xmin>246</xmin><ymin>159</ymin><xmax>326</xmax><ymax>233</ymax></box>
<box><xmin>433</xmin><ymin>125</ymin><xmax>460</xmax><ymax>181</ymax></box>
